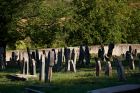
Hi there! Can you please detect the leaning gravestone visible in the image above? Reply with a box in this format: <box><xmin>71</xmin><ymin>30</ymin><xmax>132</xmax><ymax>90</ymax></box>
<box><xmin>113</xmin><ymin>56</ymin><xmax>126</xmax><ymax>81</ymax></box>
<box><xmin>95</xmin><ymin>57</ymin><xmax>101</xmax><ymax>77</ymax></box>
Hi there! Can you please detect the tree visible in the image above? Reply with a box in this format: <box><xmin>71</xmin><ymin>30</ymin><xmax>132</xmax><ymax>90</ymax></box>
<box><xmin>67</xmin><ymin>0</ymin><xmax>133</xmax><ymax>45</ymax></box>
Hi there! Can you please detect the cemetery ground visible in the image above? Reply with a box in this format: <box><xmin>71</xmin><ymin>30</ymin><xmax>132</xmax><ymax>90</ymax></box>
<box><xmin>0</xmin><ymin>59</ymin><xmax>140</xmax><ymax>93</ymax></box>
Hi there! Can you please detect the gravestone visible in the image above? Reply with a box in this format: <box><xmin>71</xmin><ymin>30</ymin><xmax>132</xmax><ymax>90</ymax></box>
<box><xmin>52</xmin><ymin>49</ymin><xmax>57</xmax><ymax>71</ymax></box>
<box><xmin>105</xmin><ymin>55</ymin><xmax>112</xmax><ymax>77</ymax></box>
<box><xmin>57</xmin><ymin>48</ymin><xmax>63</xmax><ymax>71</ymax></box>
<box><xmin>23</xmin><ymin>57</ymin><xmax>29</xmax><ymax>75</ymax></box>
<box><xmin>45</xmin><ymin>50</ymin><xmax>55</xmax><ymax>83</ymax></box>
<box><xmin>98</xmin><ymin>45</ymin><xmax>105</xmax><ymax>61</ymax></box>
<box><xmin>107</xmin><ymin>43</ymin><xmax>115</xmax><ymax>57</ymax></box>
<box><xmin>113</xmin><ymin>56</ymin><xmax>126</xmax><ymax>81</ymax></box>
<box><xmin>27</xmin><ymin>47</ymin><xmax>33</xmax><ymax>74</ymax></box>
<box><xmin>0</xmin><ymin>47</ymin><xmax>5</xmax><ymax>70</ymax></box>
<box><xmin>39</xmin><ymin>53</ymin><xmax>46</xmax><ymax>82</ymax></box>
<box><xmin>138</xmin><ymin>55</ymin><xmax>140</xmax><ymax>70</ymax></box>
<box><xmin>32</xmin><ymin>51</ymin><xmax>36</xmax><ymax>60</ymax></box>
<box><xmin>31</xmin><ymin>58</ymin><xmax>36</xmax><ymax>75</ymax></box>
<box><xmin>69</xmin><ymin>48</ymin><xmax>77</xmax><ymax>72</ymax></box>
<box><xmin>78</xmin><ymin>45</ymin><xmax>85</xmax><ymax>65</ymax></box>
<box><xmin>36</xmin><ymin>49</ymin><xmax>40</xmax><ymax>68</ymax></box>
<box><xmin>85</xmin><ymin>45</ymin><xmax>90</xmax><ymax>65</ymax></box>
<box><xmin>125</xmin><ymin>46</ymin><xmax>135</xmax><ymax>70</ymax></box>
<box><xmin>11</xmin><ymin>52</ymin><xmax>18</xmax><ymax>62</ymax></box>
<box><xmin>64</xmin><ymin>47</ymin><xmax>71</xmax><ymax>71</ymax></box>
<box><xmin>95</xmin><ymin>57</ymin><xmax>101</xmax><ymax>77</ymax></box>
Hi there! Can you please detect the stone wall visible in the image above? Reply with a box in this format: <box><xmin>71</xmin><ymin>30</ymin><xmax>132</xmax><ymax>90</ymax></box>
<box><xmin>6</xmin><ymin>44</ymin><xmax>140</xmax><ymax>61</ymax></box>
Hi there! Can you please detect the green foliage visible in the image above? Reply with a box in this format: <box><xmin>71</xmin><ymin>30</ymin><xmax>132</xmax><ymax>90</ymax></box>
<box><xmin>0</xmin><ymin>0</ymin><xmax>140</xmax><ymax>49</ymax></box>
<box><xmin>127</xmin><ymin>8</ymin><xmax>140</xmax><ymax>43</ymax></box>
<box><xmin>70</xmin><ymin>0</ymin><xmax>133</xmax><ymax>45</ymax></box>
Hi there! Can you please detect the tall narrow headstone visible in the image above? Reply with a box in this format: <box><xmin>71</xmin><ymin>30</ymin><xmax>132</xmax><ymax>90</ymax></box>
<box><xmin>22</xmin><ymin>56</ymin><xmax>29</xmax><ymax>75</ymax></box>
<box><xmin>31</xmin><ymin>57</ymin><xmax>36</xmax><ymax>75</ymax></box>
<box><xmin>107</xmin><ymin>43</ymin><xmax>114</xmax><ymax>57</ymax></box>
<box><xmin>27</xmin><ymin>47</ymin><xmax>33</xmax><ymax>74</ymax></box>
<box><xmin>52</xmin><ymin>49</ymin><xmax>57</xmax><ymax>71</ymax></box>
<box><xmin>95</xmin><ymin>57</ymin><xmax>101</xmax><ymax>76</ymax></box>
<box><xmin>125</xmin><ymin>46</ymin><xmax>135</xmax><ymax>70</ymax></box>
<box><xmin>64</xmin><ymin>47</ymin><xmax>71</xmax><ymax>71</ymax></box>
<box><xmin>70</xmin><ymin>48</ymin><xmax>77</xmax><ymax>72</ymax></box>
<box><xmin>98</xmin><ymin>45</ymin><xmax>105</xmax><ymax>61</ymax></box>
<box><xmin>0</xmin><ymin>47</ymin><xmax>5</xmax><ymax>70</ymax></box>
<box><xmin>57</xmin><ymin>48</ymin><xmax>63</xmax><ymax>71</ymax></box>
<box><xmin>45</xmin><ymin>50</ymin><xmax>55</xmax><ymax>83</ymax></box>
<box><xmin>35</xmin><ymin>49</ymin><xmax>39</xmax><ymax>68</ymax></box>
<box><xmin>78</xmin><ymin>45</ymin><xmax>85</xmax><ymax>65</ymax></box>
<box><xmin>39</xmin><ymin>53</ymin><xmax>46</xmax><ymax>82</ymax></box>
<box><xmin>105</xmin><ymin>55</ymin><xmax>112</xmax><ymax>77</ymax></box>
<box><xmin>85</xmin><ymin>45</ymin><xmax>90</xmax><ymax>65</ymax></box>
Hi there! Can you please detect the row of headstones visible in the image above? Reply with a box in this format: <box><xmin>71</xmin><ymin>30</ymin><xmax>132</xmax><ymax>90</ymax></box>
<box><xmin>96</xmin><ymin>44</ymin><xmax>140</xmax><ymax>81</ymax></box>
<box><xmin>9</xmin><ymin>45</ymin><xmax>91</xmax><ymax>71</ymax></box>
<box><xmin>98</xmin><ymin>45</ymin><xmax>139</xmax><ymax>70</ymax></box>
<box><xmin>16</xmin><ymin>47</ymin><xmax>80</xmax><ymax>82</ymax></box>
<box><xmin>95</xmin><ymin>57</ymin><xmax>126</xmax><ymax>81</ymax></box>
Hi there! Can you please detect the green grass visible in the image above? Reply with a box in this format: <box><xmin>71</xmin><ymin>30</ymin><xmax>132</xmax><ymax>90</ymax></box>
<box><xmin>0</xmin><ymin>64</ymin><xmax>140</xmax><ymax>93</ymax></box>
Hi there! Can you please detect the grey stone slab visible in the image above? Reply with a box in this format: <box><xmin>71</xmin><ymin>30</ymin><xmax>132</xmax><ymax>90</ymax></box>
<box><xmin>88</xmin><ymin>84</ymin><xmax>140</xmax><ymax>93</ymax></box>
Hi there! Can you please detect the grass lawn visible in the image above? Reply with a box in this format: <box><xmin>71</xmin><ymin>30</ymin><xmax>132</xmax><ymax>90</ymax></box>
<box><xmin>0</xmin><ymin>65</ymin><xmax>140</xmax><ymax>93</ymax></box>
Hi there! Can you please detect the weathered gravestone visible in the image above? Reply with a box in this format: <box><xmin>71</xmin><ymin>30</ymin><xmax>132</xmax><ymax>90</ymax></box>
<box><xmin>39</xmin><ymin>50</ymin><xmax>46</xmax><ymax>82</ymax></box>
<box><xmin>105</xmin><ymin>55</ymin><xmax>112</xmax><ymax>77</ymax></box>
<box><xmin>45</xmin><ymin>50</ymin><xmax>55</xmax><ymax>83</ymax></box>
<box><xmin>125</xmin><ymin>46</ymin><xmax>135</xmax><ymax>70</ymax></box>
<box><xmin>95</xmin><ymin>57</ymin><xmax>102</xmax><ymax>77</ymax></box>
<box><xmin>113</xmin><ymin>56</ymin><xmax>126</xmax><ymax>81</ymax></box>
<box><xmin>98</xmin><ymin>45</ymin><xmax>105</xmax><ymax>61</ymax></box>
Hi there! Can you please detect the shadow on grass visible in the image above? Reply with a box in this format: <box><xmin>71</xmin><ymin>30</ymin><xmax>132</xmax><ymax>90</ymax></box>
<box><xmin>0</xmin><ymin>67</ymin><xmax>139</xmax><ymax>93</ymax></box>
